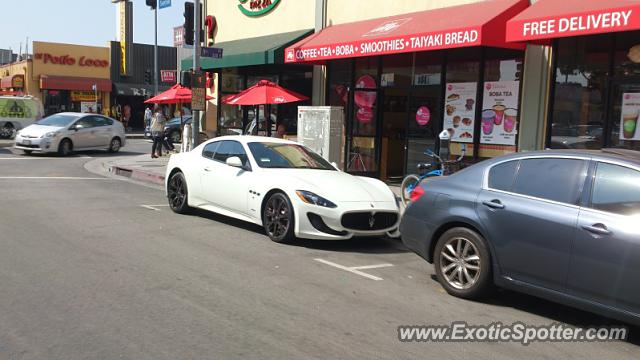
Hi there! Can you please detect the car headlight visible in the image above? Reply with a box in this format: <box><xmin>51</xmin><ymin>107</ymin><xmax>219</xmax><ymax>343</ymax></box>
<box><xmin>42</xmin><ymin>131</ymin><xmax>60</xmax><ymax>138</ymax></box>
<box><xmin>296</xmin><ymin>190</ymin><xmax>337</xmax><ymax>208</ymax></box>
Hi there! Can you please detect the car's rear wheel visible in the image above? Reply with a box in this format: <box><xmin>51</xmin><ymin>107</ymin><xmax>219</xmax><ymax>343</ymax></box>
<box><xmin>167</xmin><ymin>172</ymin><xmax>190</xmax><ymax>214</ymax></box>
<box><xmin>108</xmin><ymin>137</ymin><xmax>121</xmax><ymax>153</ymax></box>
<box><xmin>1</xmin><ymin>123</ymin><xmax>15</xmax><ymax>139</ymax></box>
<box><xmin>263</xmin><ymin>192</ymin><xmax>295</xmax><ymax>243</ymax></box>
<box><xmin>170</xmin><ymin>130</ymin><xmax>181</xmax><ymax>143</ymax></box>
<box><xmin>58</xmin><ymin>139</ymin><xmax>72</xmax><ymax>156</ymax></box>
<box><xmin>434</xmin><ymin>227</ymin><xmax>492</xmax><ymax>299</ymax></box>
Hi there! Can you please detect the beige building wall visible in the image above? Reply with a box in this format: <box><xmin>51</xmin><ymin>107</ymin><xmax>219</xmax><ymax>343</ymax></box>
<box><xmin>31</xmin><ymin>41</ymin><xmax>110</xmax><ymax>80</ymax></box>
<box><xmin>326</xmin><ymin>0</ymin><xmax>483</xmax><ymax>26</ymax></box>
<box><xmin>208</xmin><ymin>0</ymin><xmax>315</xmax><ymax>43</ymax></box>
<box><xmin>0</xmin><ymin>60</ymin><xmax>41</xmax><ymax>100</ymax></box>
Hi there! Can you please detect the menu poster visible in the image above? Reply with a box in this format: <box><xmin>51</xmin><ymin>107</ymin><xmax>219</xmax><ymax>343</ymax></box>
<box><xmin>620</xmin><ymin>93</ymin><xmax>640</xmax><ymax>141</ymax></box>
<box><xmin>443</xmin><ymin>82</ymin><xmax>477</xmax><ymax>143</ymax></box>
<box><xmin>481</xmin><ymin>81</ymin><xmax>520</xmax><ymax>145</ymax></box>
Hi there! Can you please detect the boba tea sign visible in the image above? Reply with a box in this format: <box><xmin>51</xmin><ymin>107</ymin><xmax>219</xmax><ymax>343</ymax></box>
<box><xmin>620</xmin><ymin>93</ymin><xmax>640</xmax><ymax>141</ymax></box>
<box><xmin>481</xmin><ymin>81</ymin><xmax>520</xmax><ymax>146</ymax></box>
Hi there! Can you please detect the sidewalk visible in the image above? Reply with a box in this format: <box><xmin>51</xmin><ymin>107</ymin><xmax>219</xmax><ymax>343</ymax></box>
<box><xmin>103</xmin><ymin>153</ymin><xmax>403</xmax><ymax>196</ymax></box>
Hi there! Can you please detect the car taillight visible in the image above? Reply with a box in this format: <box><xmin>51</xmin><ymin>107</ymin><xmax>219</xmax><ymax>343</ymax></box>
<box><xmin>410</xmin><ymin>185</ymin><xmax>425</xmax><ymax>203</ymax></box>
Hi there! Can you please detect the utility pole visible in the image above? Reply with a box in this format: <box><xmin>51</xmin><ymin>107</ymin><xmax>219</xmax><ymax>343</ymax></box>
<box><xmin>192</xmin><ymin>0</ymin><xmax>201</xmax><ymax>149</ymax></box>
<box><xmin>154</xmin><ymin>5</ymin><xmax>159</xmax><ymax>96</ymax></box>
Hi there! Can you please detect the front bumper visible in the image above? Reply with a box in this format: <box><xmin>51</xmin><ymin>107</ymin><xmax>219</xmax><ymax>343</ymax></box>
<box><xmin>14</xmin><ymin>135</ymin><xmax>60</xmax><ymax>153</ymax></box>
<box><xmin>294</xmin><ymin>201</ymin><xmax>400</xmax><ymax>240</ymax></box>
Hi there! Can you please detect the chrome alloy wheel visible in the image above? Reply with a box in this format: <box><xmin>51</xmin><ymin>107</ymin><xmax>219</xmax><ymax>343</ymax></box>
<box><xmin>439</xmin><ymin>237</ymin><xmax>481</xmax><ymax>290</ymax></box>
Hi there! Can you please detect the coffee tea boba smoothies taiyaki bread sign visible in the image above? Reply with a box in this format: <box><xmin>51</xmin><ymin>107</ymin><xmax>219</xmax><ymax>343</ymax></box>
<box><xmin>238</xmin><ymin>0</ymin><xmax>280</xmax><ymax>17</ymax></box>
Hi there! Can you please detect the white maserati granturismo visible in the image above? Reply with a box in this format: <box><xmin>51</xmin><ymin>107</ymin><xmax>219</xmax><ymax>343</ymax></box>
<box><xmin>165</xmin><ymin>136</ymin><xmax>400</xmax><ymax>243</ymax></box>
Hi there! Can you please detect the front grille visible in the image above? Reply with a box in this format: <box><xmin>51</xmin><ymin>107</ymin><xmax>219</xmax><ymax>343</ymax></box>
<box><xmin>341</xmin><ymin>211</ymin><xmax>398</xmax><ymax>231</ymax></box>
<box><xmin>21</xmin><ymin>135</ymin><xmax>39</xmax><ymax>139</ymax></box>
<box><xmin>307</xmin><ymin>213</ymin><xmax>348</xmax><ymax>236</ymax></box>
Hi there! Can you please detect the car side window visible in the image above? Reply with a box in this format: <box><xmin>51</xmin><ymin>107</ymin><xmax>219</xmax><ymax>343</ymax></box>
<box><xmin>590</xmin><ymin>162</ymin><xmax>640</xmax><ymax>216</ymax></box>
<box><xmin>511</xmin><ymin>158</ymin><xmax>587</xmax><ymax>205</ymax></box>
<box><xmin>73</xmin><ymin>118</ymin><xmax>93</xmax><ymax>129</ymax></box>
<box><xmin>213</xmin><ymin>141</ymin><xmax>249</xmax><ymax>166</ymax></box>
<box><xmin>202</xmin><ymin>141</ymin><xmax>221</xmax><ymax>159</ymax></box>
<box><xmin>488</xmin><ymin>160</ymin><xmax>519</xmax><ymax>191</ymax></box>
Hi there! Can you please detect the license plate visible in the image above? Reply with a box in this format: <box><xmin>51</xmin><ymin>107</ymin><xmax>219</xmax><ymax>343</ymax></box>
<box><xmin>22</xmin><ymin>140</ymin><xmax>31</xmax><ymax>145</ymax></box>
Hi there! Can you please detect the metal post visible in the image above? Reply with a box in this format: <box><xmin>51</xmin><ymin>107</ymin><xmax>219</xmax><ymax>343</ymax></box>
<box><xmin>154</xmin><ymin>5</ymin><xmax>159</xmax><ymax>96</ymax></box>
<box><xmin>192</xmin><ymin>0</ymin><xmax>201</xmax><ymax>149</ymax></box>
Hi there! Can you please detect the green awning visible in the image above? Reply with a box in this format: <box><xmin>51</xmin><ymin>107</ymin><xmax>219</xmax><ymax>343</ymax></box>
<box><xmin>182</xmin><ymin>29</ymin><xmax>313</xmax><ymax>70</ymax></box>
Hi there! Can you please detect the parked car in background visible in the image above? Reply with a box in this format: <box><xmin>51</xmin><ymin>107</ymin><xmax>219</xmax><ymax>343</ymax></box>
<box><xmin>0</xmin><ymin>95</ymin><xmax>44</xmax><ymax>139</ymax></box>
<box><xmin>144</xmin><ymin>116</ymin><xmax>208</xmax><ymax>144</ymax></box>
<box><xmin>400</xmin><ymin>149</ymin><xmax>640</xmax><ymax>325</ymax></box>
<box><xmin>165</xmin><ymin>136</ymin><xmax>400</xmax><ymax>243</ymax></box>
<box><xmin>14</xmin><ymin>112</ymin><xmax>125</xmax><ymax>156</ymax></box>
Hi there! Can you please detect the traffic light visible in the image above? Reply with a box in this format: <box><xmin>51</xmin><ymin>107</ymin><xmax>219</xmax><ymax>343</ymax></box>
<box><xmin>183</xmin><ymin>2</ymin><xmax>203</xmax><ymax>46</ymax></box>
<box><xmin>183</xmin><ymin>2</ymin><xmax>194</xmax><ymax>46</ymax></box>
<box><xmin>146</xmin><ymin>0</ymin><xmax>157</xmax><ymax>9</ymax></box>
<box><xmin>144</xmin><ymin>69</ymin><xmax>152</xmax><ymax>84</ymax></box>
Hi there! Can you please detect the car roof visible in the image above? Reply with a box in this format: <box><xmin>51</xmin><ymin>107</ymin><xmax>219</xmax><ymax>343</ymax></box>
<box><xmin>210</xmin><ymin>135</ymin><xmax>296</xmax><ymax>145</ymax></box>
<box><xmin>490</xmin><ymin>149</ymin><xmax>640</xmax><ymax>166</ymax></box>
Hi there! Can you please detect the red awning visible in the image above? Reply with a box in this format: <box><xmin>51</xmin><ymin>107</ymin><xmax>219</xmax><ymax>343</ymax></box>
<box><xmin>1</xmin><ymin>76</ymin><xmax>13</xmax><ymax>89</ymax></box>
<box><xmin>40</xmin><ymin>75</ymin><xmax>112</xmax><ymax>92</ymax></box>
<box><xmin>507</xmin><ymin>0</ymin><xmax>640</xmax><ymax>43</ymax></box>
<box><xmin>285</xmin><ymin>0</ymin><xmax>528</xmax><ymax>64</ymax></box>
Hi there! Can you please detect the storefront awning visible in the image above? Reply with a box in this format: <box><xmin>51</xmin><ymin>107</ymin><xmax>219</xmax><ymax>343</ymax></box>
<box><xmin>285</xmin><ymin>0</ymin><xmax>528</xmax><ymax>64</ymax></box>
<box><xmin>40</xmin><ymin>76</ymin><xmax>111</xmax><ymax>92</ymax></box>
<box><xmin>1</xmin><ymin>75</ymin><xmax>24</xmax><ymax>89</ymax></box>
<box><xmin>506</xmin><ymin>0</ymin><xmax>640</xmax><ymax>43</ymax></box>
<box><xmin>113</xmin><ymin>83</ymin><xmax>171</xmax><ymax>97</ymax></box>
<box><xmin>183</xmin><ymin>29</ymin><xmax>313</xmax><ymax>70</ymax></box>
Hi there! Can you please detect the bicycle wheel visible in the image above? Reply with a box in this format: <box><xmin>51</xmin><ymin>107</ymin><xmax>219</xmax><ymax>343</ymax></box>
<box><xmin>401</xmin><ymin>174</ymin><xmax>421</xmax><ymax>206</ymax></box>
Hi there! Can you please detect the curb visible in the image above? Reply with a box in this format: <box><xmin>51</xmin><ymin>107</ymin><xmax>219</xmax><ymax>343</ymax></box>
<box><xmin>109</xmin><ymin>165</ymin><xmax>165</xmax><ymax>185</ymax></box>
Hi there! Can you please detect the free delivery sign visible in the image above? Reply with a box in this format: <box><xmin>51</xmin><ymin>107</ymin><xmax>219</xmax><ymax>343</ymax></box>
<box><xmin>506</xmin><ymin>1</ymin><xmax>640</xmax><ymax>42</ymax></box>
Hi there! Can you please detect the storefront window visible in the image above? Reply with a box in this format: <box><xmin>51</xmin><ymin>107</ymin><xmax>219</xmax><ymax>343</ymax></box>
<box><xmin>550</xmin><ymin>35</ymin><xmax>610</xmax><ymax>150</ymax></box>
<box><xmin>328</xmin><ymin>60</ymin><xmax>352</xmax><ymax>108</ymax></box>
<box><xmin>479</xmin><ymin>49</ymin><xmax>524</xmax><ymax>158</ymax></box>
<box><xmin>381</xmin><ymin>53</ymin><xmax>412</xmax><ymax>88</ymax></box>
<box><xmin>414</xmin><ymin>51</ymin><xmax>443</xmax><ymax>86</ymax></box>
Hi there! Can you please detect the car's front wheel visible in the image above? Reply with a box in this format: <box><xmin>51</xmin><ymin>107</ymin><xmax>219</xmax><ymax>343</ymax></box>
<box><xmin>108</xmin><ymin>137</ymin><xmax>122</xmax><ymax>153</ymax></box>
<box><xmin>58</xmin><ymin>139</ymin><xmax>72</xmax><ymax>156</ymax></box>
<box><xmin>434</xmin><ymin>227</ymin><xmax>492</xmax><ymax>299</ymax></box>
<box><xmin>167</xmin><ymin>172</ymin><xmax>190</xmax><ymax>214</ymax></box>
<box><xmin>262</xmin><ymin>192</ymin><xmax>295</xmax><ymax>243</ymax></box>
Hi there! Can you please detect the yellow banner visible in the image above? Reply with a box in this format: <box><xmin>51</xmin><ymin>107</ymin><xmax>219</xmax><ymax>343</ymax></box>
<box><xmin>71</xmin><ymin>91</ymin><xmax>101</xmax><ymax>102</ymax></box>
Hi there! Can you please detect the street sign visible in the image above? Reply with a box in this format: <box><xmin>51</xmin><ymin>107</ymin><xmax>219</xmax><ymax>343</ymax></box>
<box><xmin>159</xmin><ymin>0</ymin><xmax>171</xmax><ymax>9</ymax></box>
<box><xmin>160</xmin><ymin>70</ymin><xmax>177</xmax><ymax>83</ymax></box>
<box><xmin>201</xmin><ymin>47</ymin><xmax>223</xmax><ymax>59</ymax></box>
<box><xmin>191</xmin><ymin>70</ymin><xmax>207</xmax><ymax>111</ymax></box>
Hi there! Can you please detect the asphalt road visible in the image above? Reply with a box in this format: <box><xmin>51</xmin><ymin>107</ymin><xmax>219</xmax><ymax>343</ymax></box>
<box><xmin>0</xmin><ymin>140</ymin><xmax>638</xmax><ymax>359</ymax></box>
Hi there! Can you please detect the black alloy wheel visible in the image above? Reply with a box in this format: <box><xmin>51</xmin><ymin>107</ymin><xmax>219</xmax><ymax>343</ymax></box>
<box><xmin>263</xmin><ymin>192</ymin><xmax>295</xmax><ymax>243</ymax></box>
<box><xmin>167</xmin><ymin>172</ymin><xmax>190</xmax><ymax>214</ymax></box>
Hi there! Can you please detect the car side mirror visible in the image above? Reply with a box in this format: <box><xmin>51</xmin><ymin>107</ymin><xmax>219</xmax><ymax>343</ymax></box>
<box><xmin>226</xmin><ymin>156</ymin><xmax>244</xmax><ymax>168</ymax></box>
<box><xmin>70</xmin><ymin>124</ymin><xmax>81</xmax><ymax>131</ymax></box>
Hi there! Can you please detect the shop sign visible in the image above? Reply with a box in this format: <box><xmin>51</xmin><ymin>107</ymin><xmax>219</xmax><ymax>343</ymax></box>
<box><xmin>80</xmin><ymin>102</ymin><xmax>98</xmax><ymax>114</ymax></box>
<box><xmin>381</xmin><ymin>73</ymin><xmax>395</xmax><ymax>87</ymax></box>
<box><xmin>508</xmin><ymin>8</ymin><xmax>640</xmax><ymax>42</ymax></box>
<box><xmin>238</xmin><ymin>0</ymin><xmax>280</xmax><ymax>17</ymax></box>
<box><xmin>33</xmin><ymin>53</ymin><xmax>109</xmax><ymax>68</ymax></box>
<box><xmin>191</xmin><ymin>71</ymin><xmax>207</xmax><ymax>111</ymax></box>
<box><xmin>161</xmin><ymin>70</ymin><xmax>177</xmax><ymax>83</ymax></box>
<box><xmin>286</xmin><ymin>24</ymin><xmax>480</xmax><ymax>63</ymax></box>
<box><xmin>12</xmin><ymin>75</ymin><xmax>24</xmax><ymax>88</ymax></box>
<box><xmin>620</xmin><ymin>93</ymin><xmax>640</xmax><ymax>141</ymax></box>
<box><xmin>416</xmin><ymin>106</ymin><xmax>431</xmax><ymax>126</ymax></box>
<box><xmin>480</xmin><ymin>81</ymin><xmax>520</xmax><ymax>146</ymax></box>
<box><xmin>71</xmin><ymin>91</ymin><xmax>101</xmax><ymax>102</ymax></box>
<box><xmin>443</xmin><ymin>82</ymin><xmax>477</xmax><ymax>143</ymax></box>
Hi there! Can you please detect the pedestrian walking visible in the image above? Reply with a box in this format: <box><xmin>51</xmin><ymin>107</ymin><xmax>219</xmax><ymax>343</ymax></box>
<box><xmin>150</xmin><ymin>107</ymin><xmax>166</xmax><ymax>158</ymax></box>
<box><xmin>144</xmin><ymin>106</ymin><xmax>153</xmax><ymax>130</ymax></box>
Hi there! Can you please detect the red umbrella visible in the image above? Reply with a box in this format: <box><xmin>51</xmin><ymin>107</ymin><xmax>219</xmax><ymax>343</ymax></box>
<box><xmin>222</xmin><ymin>80</ymin><xmax>308</xmax><ymax>105</ymax></box>
<box><xmin>144</xmin><ymin>84</ymin><xmax>213</xmax><ymax>104</ymax></box>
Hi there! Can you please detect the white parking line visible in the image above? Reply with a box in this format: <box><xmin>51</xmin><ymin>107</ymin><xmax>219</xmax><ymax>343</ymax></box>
<box><xmin>314</xmin><ymin>258</ymin><xmax>394</xmax><ymax>281</ymax></box>
<box><xmin>140</xmin><ymin>204</ymin><xmax>170</xmax><ymax>211</ymax></box>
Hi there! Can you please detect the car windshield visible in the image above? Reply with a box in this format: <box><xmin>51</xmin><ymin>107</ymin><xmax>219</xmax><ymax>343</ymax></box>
<box><xmin>37</xmin><ymin>114</ymin><xmax>78</xmax><ymax>127</ymax></box>
<box><xmin>248</xmin><ymin>142</ymin><xmax>335</xmax><ymax>170</ymax></box>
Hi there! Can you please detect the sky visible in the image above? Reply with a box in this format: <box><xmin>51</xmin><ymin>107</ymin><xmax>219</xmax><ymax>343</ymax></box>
<box><xmin>2</xmin><ymin>0</ymin><xmax>188</xmax><ymax>53</ymax></box>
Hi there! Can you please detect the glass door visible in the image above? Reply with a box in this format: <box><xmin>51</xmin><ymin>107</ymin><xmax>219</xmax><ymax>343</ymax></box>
<box><xmin>380</xmin><ymin>87</ymin><xmax>408</xmax><ymax>182</ymax></box>
<box><xmin>607</xmin><ymin>79</ymin><xmax>640</xmax><ymax>151</ymax></box>
<box><xmin>346</xmin><ymin>88</ymin><xmax>379</xmax><ymax>176</ymax></box>
<box><xmin>405</xmin><ymin>85</ymin><xmax>442</xmax><ymax>175</ymax></box>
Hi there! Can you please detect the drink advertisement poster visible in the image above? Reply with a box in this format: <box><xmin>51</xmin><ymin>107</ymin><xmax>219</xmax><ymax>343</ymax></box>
<box><xmin>481</xmin><ymin>81</ymin><xmax>520</xmax><ymax>146</ymax></box>
<box><xmin>621</xmin><ymin>93</ymin><xmax>640</xmax><ymax>141</ymax></box>
<box><xmin>443</xmin><ymin>82</ymin><xmax>477</xmax><ymax>143</ymax></box>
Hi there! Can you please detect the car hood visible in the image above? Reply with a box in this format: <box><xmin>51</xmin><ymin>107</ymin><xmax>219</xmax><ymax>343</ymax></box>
<box><xmin>269</xmin><ymin>169</ymin><xmax>395</xmax><ymax>203</ymax></box>
<box><xmin>20</xmin><ymin>124</ymin><xmax>66</xmax><ymax>137</ymax></box>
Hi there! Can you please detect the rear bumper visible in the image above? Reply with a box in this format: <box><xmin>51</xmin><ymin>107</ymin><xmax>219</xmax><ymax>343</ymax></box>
<box><xmin>400</xmin><ymin>211</ymin><xmax>435</xmax><ymax>262</ymax></box>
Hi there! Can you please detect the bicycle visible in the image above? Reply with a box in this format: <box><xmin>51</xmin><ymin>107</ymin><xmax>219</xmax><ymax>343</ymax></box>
<box><xmin>400</xmin><ymin>146</ymin><xmax>466</xmax><ymax>206</ymax></box>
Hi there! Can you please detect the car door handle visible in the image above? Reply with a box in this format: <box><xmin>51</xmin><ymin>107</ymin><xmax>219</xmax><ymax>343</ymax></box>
<box><xmin>204</xmin><ymin>167</ymin><xmax>212</xmax><ymax>172</ymax></box>
<box><xmin>582</xmin><ymin>224</ymin><xmax>612</xmax><ymax>236</ymax></box>
<box><xmin>482</xmin><ymin>200</ymin><xmax>505</xmax><ymax>209</ymax></box>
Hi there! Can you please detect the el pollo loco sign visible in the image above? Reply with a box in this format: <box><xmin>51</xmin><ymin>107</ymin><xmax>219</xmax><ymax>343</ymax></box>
<box><xmin>34</xmin><ymin>53</ymin><xmax>109</xmax><ymax>68</ymax></box>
